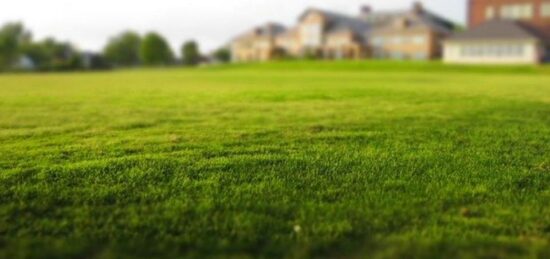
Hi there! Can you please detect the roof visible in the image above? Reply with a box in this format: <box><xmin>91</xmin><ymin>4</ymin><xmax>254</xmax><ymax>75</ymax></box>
<box><xmin>368</xmin><ymin>8</ymin><xmax>456</xmax><ymax>35</ymax></box>
<box><xmin>447</xmin><ymin>19</ymin><xmax>548</xmax><ymax>42</ymax></box>
<box><xmin>232</xmin><ymin>22</ymin><xmax>287</xmax><ymax>42</ymax></box>
<box><xmin>254</xmin><ymin>23</ymin><xmax>287</xmax><ymax>37</ymax></box>
<box><xmin>299</xmin><ymin>8</ymin><xmax>371</xmax><ymax>37</ymax></box>
<box><xmin>360</xmin><ymin>10</ymin><xmax>407</xmax><ymax>27</ymax></box>
<box><xmin>420</xmin><ymin>13</ymin><xmax>456</xmax><ymax>34</ymax></box>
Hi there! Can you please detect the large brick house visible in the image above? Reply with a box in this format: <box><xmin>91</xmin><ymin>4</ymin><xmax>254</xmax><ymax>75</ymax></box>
<box><xmin>444</xmin><ymin>0</ymin><xmax>550</xmax><ymax>64</ymax></box>
<box><xmin>291</xmin><ymin>8</ymin><xmax>370</xmax><ymax>59</ymax></box>
<box><xmin>232</xmin><ymin>9</ymin><xmax>371</xmax><ymax>62</ymax></box>
<box><xmin>468</xmin><ymin>0</ymin><xmax>550</xmax><ymax>33</ymax></box>
<box><xmin>368</xmin><ymin>3</ymin><xmax>455</xmax><ymax>60</ymax></box>
<box><xmin>231</xmin><ymin>2</ymin><xmax>456</xmax><ymax>62</ymax></box>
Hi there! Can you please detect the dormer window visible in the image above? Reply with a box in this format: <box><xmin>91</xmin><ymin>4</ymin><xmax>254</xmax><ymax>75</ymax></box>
<box><xmin>394</xmin><ymin>18</ymin><xmax>410</xmax><ymax>29</ymax></box>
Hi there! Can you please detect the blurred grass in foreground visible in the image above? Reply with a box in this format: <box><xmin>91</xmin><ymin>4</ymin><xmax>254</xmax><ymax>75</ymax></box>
<box><xmin>0</xmin><ymin>61</ymin><xmax>549</xmax><ymax>258</ymax></box>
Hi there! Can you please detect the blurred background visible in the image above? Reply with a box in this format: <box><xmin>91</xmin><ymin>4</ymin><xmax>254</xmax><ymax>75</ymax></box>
<box><xmin>2</xmin><ymin>0</ymin><xmax>549</xmax><ymax>71</ymax></box>
<box><xmin>0</xmin><ymin>1</ymin><xmax>466</xmax><ymax>72</ymax></box>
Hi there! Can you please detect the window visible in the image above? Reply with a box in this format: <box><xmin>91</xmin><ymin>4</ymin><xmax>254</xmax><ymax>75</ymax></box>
<box><xmin>524</xmin><ymin>4</ymin><xmax>534</xmax><ymax>17</ymax></box>
<box><xmin>413</xmin><ymin>52</ymin><xmax>428</xmax><ymax>60</ymax></box>
<box><xmin>486</xmin><ymin>6</ymin><xmax>495</xmax><ymax>19</ymax></box>
<box><xmin>509</xmin><ymin>45</ymin><xmax>524</xmax><ymax>56</ymax></box>
<box><xmin>460</xmin><ymin>43</ymin><xmax>525</xmax><ymax>58</ymax></box>
<box><xmin>463</xmin><ymin>47</ymin><xmax>471</xmax><ymax>57</ymax></box>
<box><xmin>255</xmin><ymin>40</ymin><xmax>270</xmax><ymax>49</ymax></box>
<box><xmin>495</xmin><ymin>45</ymin><xmax>506</xmax><ymax>57</ymax></box>
<box><xmin>462</xmin><ymin>46</ymin><xmax>469</xmax><ymax>57</ymax></box>
<box><xmin>391</xmin><ymin>52</ymin><xmax>404</xmax><ymax>60</ymax></box>
<box><xmin>328</xmin><ymin>37</ymin><xmax>347</xmax><ymax>46</ymax></box>
<box><xmin>500</xmin><ymin>4</ymin><xmax>534</xmax><ymax>19</ymax></box>
<box><xmin>392</xmin><ymin>36</ymin><xmax>403</xmax><ymax>45</ymax></box>
<box><xmin>302</xmin><ymin>24</ymin><xmax>322</xmax><ymax>47</ymax></box>
<box><xmin>372</xmin><ymin>37</ymin><xmax>385</xmax><ymax>46</ymax></box>
<box><xmin>412</xmin><ymin>36</ymin><xmax>426</xmax><ymax>45</ymax></box>
<box><xmin>461</xmin><ymin>45</ymin><xmax>477</xmax><ymax>57</ymax></box>
<box><xmin>373</xmin><ymin>50</ymin><xmax>386</xmax><ymax>59</ymax></box>
<box><xmin>542</xmin><ymin>3</ymin><xmax>550</xmax><ymax>17</ymax></box>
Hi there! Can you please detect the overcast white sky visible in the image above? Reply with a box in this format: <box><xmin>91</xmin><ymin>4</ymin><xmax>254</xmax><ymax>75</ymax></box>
<box><xmin>0</xmin><ymin>0</ymin><xmax>467</xmax><ymax>54</ymax></box>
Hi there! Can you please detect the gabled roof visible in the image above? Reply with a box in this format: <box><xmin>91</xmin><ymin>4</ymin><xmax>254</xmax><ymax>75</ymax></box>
<box><xmin>360</xmin><ymin>10</ymin><xmax>408</xmax><ymax>27</ymax></box>
<box><xmin>368</xmin><ymin>8</ymin><xmax>456</xmax><ymax>35</ymax></box>
<box><xmin>299</xmin><ymin>8</ymin><xmax>371</xmax><ymax>36</ymax></box>
<box><xmin>232</xmin><ymin>22</ymin><xmax>287</xmax><ymax>42</ymax></box>
<box><xmin>448</xmin><ymin>20</ymin><xmax>548</xmax><ymax>42</ymax></box>
<box><xmin>254</xmin><ymin>23</ymin><xmax>287</xmax><ymax>37</ymax></box>
<box><xmin>420</xmin><ymin>9</ymin><xmax>456</xmax><ymax>32</ymax></box>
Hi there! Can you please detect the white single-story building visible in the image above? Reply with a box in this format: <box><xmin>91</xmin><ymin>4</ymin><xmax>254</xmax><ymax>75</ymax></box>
<box><xmin>443</xmin><ymin>20</ymin><xmax>549</xmax><ymax>65</ymax></box>
<box><xmin>14</xmin><ymin>55</ymin><xmax>36</xmax><ymax>71</ymax></box>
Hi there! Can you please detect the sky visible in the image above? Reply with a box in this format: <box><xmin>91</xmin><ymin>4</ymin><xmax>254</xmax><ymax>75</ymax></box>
<box><xmin>0</xmin><ymin>0</ymin><xmax>467</xmax><ymax>54</ymax></box>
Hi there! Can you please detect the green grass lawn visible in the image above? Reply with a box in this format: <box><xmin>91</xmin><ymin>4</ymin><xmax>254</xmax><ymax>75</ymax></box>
<box><xmin>0</xmin><ymin>61</ymin><xmax>549</xmax><ymax>258</ymax></box>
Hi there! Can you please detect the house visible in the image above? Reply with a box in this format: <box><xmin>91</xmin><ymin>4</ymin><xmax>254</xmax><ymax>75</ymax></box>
<box><xmin>286</xmin><ymin>8</ymin><xmax>371</xmax><ymax>59</ymax></box>
<box><xmin>229</xmin><ymin>2</ymin><xmax>457</xmax><ymax>62</ymax></box>
<box><xmin>231</xmin><ymin>23</ymin><xmax>287</xmax><ymax>62</ymax></box>
<box><xmin>444</xmin><ymin>20</ymin><xmax>548</xmax><ymax>64</ymax></box>
<box><xmin>14</xmin><ymin>55</ymin><xmax>36</xmax><ymax>71</ymax></box>
<box><xmin>275</xmin><ymin>27</ymin><xmax>301</xmax><ymax>57</ymax></box>
<box><xmin>468</xmin><ymin>0</ymin><xmax>550</xmax><ymax>33</ymax></box>
<box><xmin>368</xmin><ymin>2</ymin><xmax>456</xmax><ymax>60</ymax></box>
<box><xmin>444</xmin><ymin>0</ymin><xmax>550</xmax><ymax>64</ymax></box>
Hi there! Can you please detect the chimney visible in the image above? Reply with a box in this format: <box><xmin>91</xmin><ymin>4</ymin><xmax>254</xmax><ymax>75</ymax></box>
<box><xmin>360</xmin><ymin>5</ymin><xmax>372</xmax><ymax>16</ymax></box>
<box><xmin>412</xmin><ymin>1</ymin><xmax>423</xmax><ymax>14</ymax></box>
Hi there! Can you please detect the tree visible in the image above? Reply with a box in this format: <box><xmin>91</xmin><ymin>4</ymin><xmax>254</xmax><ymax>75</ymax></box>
<box><xmin>81</xmin><ymin>52</ymin><xmax>110</xmax><ymax>70</ymax></box>
<box><xmin>212</xmin><ymin>47</ymin><xmax>231</xmax><ymax>63</ymax></box>
<box><xmin>139</xmin><ymin>32</ymin><xmax>174</xmax><ymax>66</ymax></box>
<box><xmin>21</xmin><ymin>38</ymin><xmax>80</xmax><ymax>71</ymax></box>
<box><xmin>181</xmin><ymin>40</ymin><xmax>201</xmax><ymax>66</ymax></box>
<box><xmin>0</xmin><ymin>22</ymin><xmax>32</xmax><ymax>70</ymax></box>
<box><xmin>103</xmin><ymin>31</ymin><xmax>141</xmax><ymax>67</ymax></box>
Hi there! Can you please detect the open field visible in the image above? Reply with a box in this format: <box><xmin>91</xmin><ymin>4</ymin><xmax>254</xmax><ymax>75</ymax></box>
<box><xmin>0</xmin><ymin>61</ymin><xmax>549</xmax><ymax>258</ymax></box>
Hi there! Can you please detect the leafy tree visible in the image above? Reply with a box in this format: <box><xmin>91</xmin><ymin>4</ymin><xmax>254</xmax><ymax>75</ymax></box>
<box><xmin>181</xmin><ymin>40</ymin><xmax>201</xmax><ymax>66</ymax></box>
<box><xmin>20</xmin><ymin>42</ymin><xmax>48</xmax><ymax>67</ymax></box>
<box><xmin>103</xmin><ymin>31</ymin><xmax>141</xmax><ymax>67</ymax></box>
<box><xmin>21</xmin><ymin>38</ymin><xmax>80</xmax><ymax>71</ymax></box>
<box><xmin>139</xmin><ymin>32</ymin><xmax>174</xmax><ymax>66</ymax></box>
<box><xmin>0</xmin><ymin>22</ymin><xmax>32</xmax><ymax>70</ymax></box>
<box><xmin>81</xmin><ymin>52</ymin><xmax>110</xmax><ymax>70</ymax></box>
<box><xmin>212</xmin><ymin>47</ymin><xmax>231</xmax><ymax>63</ymax></box>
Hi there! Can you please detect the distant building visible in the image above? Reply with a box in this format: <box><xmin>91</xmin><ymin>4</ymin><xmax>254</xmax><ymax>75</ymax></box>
<box><xmin>231</xmin><ymin>23</ymin><xmax>287</xmax><ymax>62</ymax></box>
<box><xmin>288</xmin><ymin>8</ymin><xmax>370</xmax><ymax>59</ymax></box>
<box><xmin>468</xmin><ymin>0</ymin><xmax>550</xmax><ymax>34</ymax></box>
<box><xmin>369</xmin><ymin>2</ymin><xmax>456</xmax><ymax>60</ymax></box>
<box><xmin>230</xmin><ymin>2</ymin><xmax>457</xmax><ymax>62</ymax></box>
<box><xmin>444</xmin><ymin>0</ymin><xmax>550</xmax><ymax>64</ymax></box>
<box><xmin>14</xmin><ymin>55</ymin><xmax>36</xmax><ymax>71</ymax></box>
<box><xmin>444</xmin><ymin>20</ymin><xmax>548</xmax><ymax>64</ymax></box>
